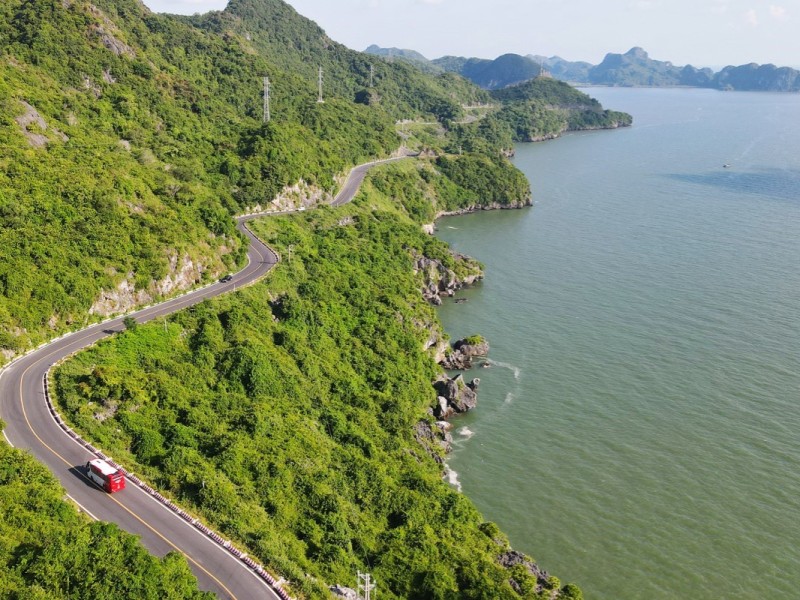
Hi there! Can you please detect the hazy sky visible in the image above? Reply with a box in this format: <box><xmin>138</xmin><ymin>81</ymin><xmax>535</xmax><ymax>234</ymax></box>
<box><xmin>141</xmin><ymin>0</ymin><xmax>798</xmax><ymax>67</ymax></box>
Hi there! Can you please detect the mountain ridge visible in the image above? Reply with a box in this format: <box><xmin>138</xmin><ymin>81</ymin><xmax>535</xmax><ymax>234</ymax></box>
<box><xmin>366</xmin><ymin>44</ymin><xmax>800</xmax><ymax>92</ymax></box>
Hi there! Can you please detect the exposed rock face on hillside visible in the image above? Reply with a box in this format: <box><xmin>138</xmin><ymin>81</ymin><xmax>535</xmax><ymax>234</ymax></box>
<box><xmin>89</xmin><ymin>254</ymin><xmax>211</xmax><ymax>317</ymax></box>
<box><xmin>413</xmin><ymin>420</ymin><xmax>453</xmax><ymax>463</ymax></box>
<box><xmin>87</xmin><ymin>3</ymin><xmax>136</xmax><ymax>57</ymax></box>
<box><xmin>413</xmin><ymin>251</ymin><xmax>483</xmax><ymax>305</ymax></box>
<box><xmin>419</xmin><ymin>317</ymin><xmax>448</xmax><ymax>363</ymax></box>
<box><xmin>243</xmin><ymin>179</ymin><xmax>333</xmax><ymax>214</ymax></box>
<box><xmin>329</xmin><ymin>584</ymin><xmax>358</xmax><ymax>600</ymax></box>
<box><xmin>499</xmin><ymin>550</ymin><xmax>552</xmax><ymax>595</ymax></box>
<box><xmin>15</xmin><ymin>100</ymin><xmax>69</xmax><ymax>147</ymax></box>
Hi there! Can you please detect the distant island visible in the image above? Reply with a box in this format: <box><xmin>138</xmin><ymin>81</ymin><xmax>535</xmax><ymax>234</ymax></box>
<box><xmin>366</xmin><ymin>45</ymin><xmax>800</xmax><ymax>92</ymax></box>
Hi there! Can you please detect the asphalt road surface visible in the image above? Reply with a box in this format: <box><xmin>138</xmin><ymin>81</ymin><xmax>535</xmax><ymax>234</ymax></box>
<box><xmin>332</xmin><ymin>150</ymin><xmax>417</xmax><ymax>206</ymax></box>
<box><xmin>0</xmin><ymin>154</ymin><xmax>411</xmax><ymax>599</ymax></box>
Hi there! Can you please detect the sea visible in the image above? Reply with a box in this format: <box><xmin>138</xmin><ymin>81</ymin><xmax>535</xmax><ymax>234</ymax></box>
<box><xmin>436</xmin><ymin>87</ymin><xmax>800</xmax><ymax>599</ymax></box>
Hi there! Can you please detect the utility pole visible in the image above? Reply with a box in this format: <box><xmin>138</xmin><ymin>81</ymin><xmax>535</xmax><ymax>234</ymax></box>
<box><xmin>317</xmin><ymin>66</ymin><xmax>325</xmax><ymax>103</ymax></box>
<box><xmin>357</xmin><ymin>572</ymin><xmax>375</xmax><ymax>600</ymax></box>
<box><xmin>263</xmin><ymin>76</ymin><xmax>271</xmax><ymax>123</ymax></box>
<box><xmin>369</xmin><ymin>64</ymin><xmax>374</xmax><ymax>88</ymax></box>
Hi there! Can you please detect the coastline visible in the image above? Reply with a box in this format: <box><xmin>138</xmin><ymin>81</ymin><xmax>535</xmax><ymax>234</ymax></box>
<box><xmin>430</xmin><ymin>89</ymin><xmax>800</xmax><ymax>599</ymax></box>
<box><xmin>425</xmin><ymin>197</ymin><xmax>570</xmax><ymax>598</ymax></box>
<box><xmin>44</xmin><ymin>159</ymin><xmax>577</xmax><ymax>598</ymax></box>
<box><xmin>424</xmin><ymin>199</ymin><xmax>533</xmax><ymax>233</ymax></box>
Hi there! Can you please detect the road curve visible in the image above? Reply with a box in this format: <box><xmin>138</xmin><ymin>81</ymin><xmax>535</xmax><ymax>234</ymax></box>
<box><xmin>332</xmin><ymin>150</ymin><xmax>418</xmax><ymax>207</ymax></box>
<box><xmin>0</xmin><ymin>155</ymin><xmax>410</xmax><ymax>599</ymax></box>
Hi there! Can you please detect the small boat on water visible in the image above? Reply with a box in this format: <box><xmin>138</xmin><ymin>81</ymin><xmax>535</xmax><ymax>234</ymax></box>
<box><xmin>723</xmin><ymin>163</ymin><xmax>731</xmax><ymax>168</ymax></box>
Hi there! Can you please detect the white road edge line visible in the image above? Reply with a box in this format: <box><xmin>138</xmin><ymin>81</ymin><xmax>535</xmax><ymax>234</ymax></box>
<box><xmin>44</xmin><ymin>358</ymin><xmax>282</xmax><ymax>596</ymax></box>
<box><xmin>4</xmin><ymin>154</ymin><xmax>408</xmax><ymax>600</ymax></box>
<box><xmin>41</xmin><ymin>393</ymin><xmax>276</xmax><ymax>591</ymax></box>
<box><xmin>66</xmin><ymin>493</ymin><xmax>100</xmax><ymax>521</ymax></box>
<box><xmin>134</xmin><ymin>486</ymin><xmax>280</xmax><ymax>593</ymax></box>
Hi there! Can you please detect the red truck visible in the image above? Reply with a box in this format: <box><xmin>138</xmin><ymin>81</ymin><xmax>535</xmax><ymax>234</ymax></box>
<box><xmin>86</xmin><ymin>458</ymin><xmax>126</xmax><ymax>493</ymax></box>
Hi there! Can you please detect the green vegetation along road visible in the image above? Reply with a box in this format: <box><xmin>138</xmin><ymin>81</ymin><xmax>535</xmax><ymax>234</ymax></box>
<box><xmin>0</xmin><ymin>156</ymin><xmax>411</xmax><ymax>600</ymax></box>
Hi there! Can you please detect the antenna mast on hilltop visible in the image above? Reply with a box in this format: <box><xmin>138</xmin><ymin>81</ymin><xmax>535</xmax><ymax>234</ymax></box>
<box><xmin>263</xmin><ymin>76</ymin><xmax>271</xmax><ymax>123</ymax></box>
<box><xmin>357</xmin><ymin>572</ymin><xmax>376</xmax><ymax>600</ymax></box>
<box><xmin>317</xmin><ymin>66</ymin><xmax>325</xmax><ymax>103</ymax></box>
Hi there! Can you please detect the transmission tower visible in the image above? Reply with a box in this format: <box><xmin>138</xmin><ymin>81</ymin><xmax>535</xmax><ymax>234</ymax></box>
<box><xmin>263</xmin><ymin>76</ymin><xmax>271</xmax><ymax>123</ymax></box>
<box><xmin>357</xmin><ymin>572</ymin><xmax>376</xmax><ymax>600</ymax></box>
<box><xmin>317</xmin><ymin>66</ymin><xmax>325</xmax><ymax>103</ymax></box>
<box><xmin>369</xmin><ymin>64</ymin><xmax>374</xmax><ymax>88</ymax></box>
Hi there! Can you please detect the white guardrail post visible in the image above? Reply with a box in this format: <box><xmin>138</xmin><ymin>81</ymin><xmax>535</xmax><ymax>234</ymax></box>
<box><xmin>43</xmin><ymin>360</ymin><xmax>294</xmax><ymax>599</ymax></box>
<box><xmin>2</xmin><ymin>154</ymin><xmax>413</xmax><ymax>600</ymax></box>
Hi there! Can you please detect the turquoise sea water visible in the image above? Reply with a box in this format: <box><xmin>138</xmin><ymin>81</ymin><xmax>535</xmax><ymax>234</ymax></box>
<box><xmin>436</xmin><ymin>88</ymin><xmax>800</xmax><ymax>599</ymax></box>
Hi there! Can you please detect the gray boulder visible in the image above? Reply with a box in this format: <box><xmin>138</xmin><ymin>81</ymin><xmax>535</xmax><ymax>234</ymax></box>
<box><xmin>433</xmin><ymin>374</ymin><xmax>479</xmax><ymax>418</ymax></box>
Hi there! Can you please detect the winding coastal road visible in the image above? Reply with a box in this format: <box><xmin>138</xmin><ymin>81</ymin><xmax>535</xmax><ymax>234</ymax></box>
<box><xmin>0</xmin><ymin>155</ymin><xmax>410</xmax><ymax>599</ymax></box>
<box><xmin>332</xmin><ymin>151</ymin><xmax>417</xmax><ymax>206</ymax></box>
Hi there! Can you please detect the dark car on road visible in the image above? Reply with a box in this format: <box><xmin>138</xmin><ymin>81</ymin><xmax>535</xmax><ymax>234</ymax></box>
<box><xmin>220</xmin><ymin>274</ymin><xmax>233</xmax><ymax>283</ymax></box>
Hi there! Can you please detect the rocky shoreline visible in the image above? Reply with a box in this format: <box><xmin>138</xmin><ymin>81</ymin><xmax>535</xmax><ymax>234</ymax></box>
<box><xmin>418</xmin><ymin>335</ymin><xmax>488</xmax><ymax>452</ymax></box>
<box><xmin>405</xmin><ymin>201</ymin><xmax>568</xmax><ymax>598</ymax></box>
<box><xmin>520</xmin><ymin>120</ymin><xmax>631</xmax><ymax>143</ymax></box>
<box><xmin>412</xmin><ymin>250</ymin><xmax>483</xmax><ymax>306</ymax></box>
<box><xmin>441</xmin><ymin>335</ymin><xmax>490</xmax><ymax>369</ymax></box>
<box><xmin>431</xmin><ymin>197</ymin><xmax>532</xmax><ymax>220</ymax></box>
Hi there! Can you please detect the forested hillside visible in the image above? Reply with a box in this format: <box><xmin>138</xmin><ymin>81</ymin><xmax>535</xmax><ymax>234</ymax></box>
<box><xmin>0</xmin><ymin>0</ymin><xmax>495</xmax><ymax>360</ymax></box>
<box><xmin>432</xmin><ymin>53</ymin><xmax>546</xmax><ymax>90</ymax></box>
<box><xmin>186</xmin><ymin>0</ymin><xmax>488</xmax><ymax>117</ymax></box>
<box><xmin>1</xmin><ymin>0</ymin><xmax>593</xmax><ymax>598</ymax></box>
<box><xmin>54</xmin><ymin>168</ymin><xmax>579</xmax><ymax>599</ymax></box>
<box><xmin>441</xmin><ymin>77</ymin><xmax>632</xmax><ymax>153</ymax></box>
<box><xmin>364</xmin><ymin>44</ymin><xmax>442</xmax><ymax>74</ymax></box>
<box><xmin>0</xmin><ymin>421</ymin><xmax>212</xmax><ymax>599</ymax></box>
<box><xmin>372</xmin><ymin>43</ymin><xmax>800</xmax><ymax>92</ymax></box>
<box><xmin>490</xmin><ymin>77</ymin><xmax>633</xmax><ymax>141</ymax></box>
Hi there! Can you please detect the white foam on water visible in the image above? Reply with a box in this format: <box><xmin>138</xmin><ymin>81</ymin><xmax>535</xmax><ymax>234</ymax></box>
<box><xmin>443</xmin><ymin>465</ymin><xmax>462</xmax><ymax>492</ymax></box>
<box><xmin>504</xmin><ymin>392</ymin><xmax>515</xmax><ymax>405</ymax></box>
<box><xmin>487</xmin><ymin>359</ymin><xmax>521</xmax><ymax>380</ymax></box>
<box><xmin>458</xmin><ymin>427</ymin><xmax>475</xmax><ymax>438</ymax></box>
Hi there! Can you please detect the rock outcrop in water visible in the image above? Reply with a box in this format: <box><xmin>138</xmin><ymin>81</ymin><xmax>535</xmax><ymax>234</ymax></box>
<box><xmin>413</xmin><ymin>251</ymin><xmax>483</xmax><ymax>306</ymax></box>
<box><xmin>433</xmin><ymin>374</ymin><xmax>480</xmax><ymax>419</ymax></box>
<box><xmin>441</xmin><ymin>335</ymin><xmax>489</xmax><ymax>369</ymax></box>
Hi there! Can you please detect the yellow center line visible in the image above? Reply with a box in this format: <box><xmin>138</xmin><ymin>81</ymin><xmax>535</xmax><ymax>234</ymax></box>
<box><xmin>6</xmin><ymin>218</ymin><xmax>281</xmax><ymax>600</ymax></box>
<box><xmin>18</xmin><ymin>349</ymin><xmax>239</xmax><ymax>600</ymax></box>
<box><xmin>4</xmin><ymin>166</ymin><xmax>386</xmax><ymax>600</ymax></box>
